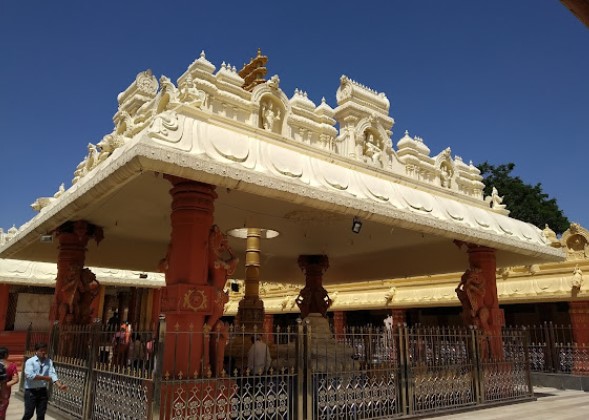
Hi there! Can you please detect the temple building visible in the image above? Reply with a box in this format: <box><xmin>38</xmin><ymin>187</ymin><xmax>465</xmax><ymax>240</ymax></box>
<box><xmin>0</xmin><ymin>50</ymin><xmax>575</xmax><ymax>418</ymax></box>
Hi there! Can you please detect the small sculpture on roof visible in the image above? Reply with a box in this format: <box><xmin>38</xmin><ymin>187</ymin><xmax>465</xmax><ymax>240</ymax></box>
<box><xmin>542</xmin><ymin>224</ymin><xmax>561</xmax><ymax>247</ymax></box>
<box><xmin>72</xmin><ymin>143</ymin><xmax>99</xmax><ymax>185</ymax></box>
<box><xmin>261</xmin><ymin>101</ymin><xmax>281</xmax><ymax>132</ymax></box>
<box><xmin>363</xmin><ymin>131</ymin><xmax>385</xmax><ymax>167</ymax></box>
<box><xmin>54</xmin><ymin>183</ymin><xmax>65</xmax><ymax>198</ymax></box>
<box><xmin>179</xmin><ymin>74</ymin><xmax>207</xmax><ymax>108</ymax></box>
<box><xmin>485</xmin><ymin>186</ymin><xmax>507</xmax><ymax>212</ymax></box>
<box><xmin>571</xmin><ymin>265</ymin><xmax>583</xmax><ymax>291</ymax></box>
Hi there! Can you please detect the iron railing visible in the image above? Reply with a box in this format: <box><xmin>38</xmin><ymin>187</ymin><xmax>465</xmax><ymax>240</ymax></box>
<box><xmin>526</xmin><ymin>322</ymin><xmax>589</xmax><ymax>376</ymax></box>
<box><xmin>22</xmin><ymin>321</ymin><xmax>160</xmax><ymax>419</ymax></box>
<box><xmin>23</xmin><ymin>320</ymin><xmax>533</xmax><ymax>419</ymax></box>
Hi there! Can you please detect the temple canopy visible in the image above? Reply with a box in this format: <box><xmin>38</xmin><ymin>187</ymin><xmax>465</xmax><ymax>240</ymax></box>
<box><xmin>0</xmin><ymin>51</ymin><xmax>564</xmax><ymax>285</ymax></box>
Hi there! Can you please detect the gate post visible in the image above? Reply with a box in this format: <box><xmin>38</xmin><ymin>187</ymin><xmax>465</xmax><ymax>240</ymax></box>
<box><xmin>470</xmin><ymin>326</ymin><xmax>482</xmax><ymax>405</ymax></box>
<box><xmin>152</xmin><ymin>314</ymin><xmax>166</xmax><ymax>420</ymax></box>
<box><xmin>81</xmin><ymin>324</ymin><xmax>99</xmax><ymax>420</ymax></box>
<box><xmin>304</xmin><ymin>319</ymin><xmax>313</xmax><ymax>420</ymax></box>
<box><xmin>296</xmin><ymin>318</ymin><xmax>304</xmax><ymax>420</ymax></box>
<box><xmin>397</xmin><ymin>324</ymin><xmax>409</xmax><ymax>416</ymax></box>
<box><xmin>522</xmin><ymin>327</ymin><xmax>533</xmax><ymax>396</ymax></box>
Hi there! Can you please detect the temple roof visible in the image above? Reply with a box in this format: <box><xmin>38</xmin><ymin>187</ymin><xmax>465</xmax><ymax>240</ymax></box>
<box><xmin>0</xmin><ymin>51</ymin><xmax>564</xmax><ymax>285</ymax></box>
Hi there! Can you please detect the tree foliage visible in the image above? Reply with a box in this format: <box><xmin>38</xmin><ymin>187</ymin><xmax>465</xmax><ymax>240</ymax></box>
<box><xmin>477</xmin><ymin>162</ymin><xmax>570</xmax><ymax>235</ymax></box>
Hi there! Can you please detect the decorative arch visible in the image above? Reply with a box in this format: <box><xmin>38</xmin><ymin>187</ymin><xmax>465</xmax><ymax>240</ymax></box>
<box><xmin>561</xmin><ymin>223</ymin><xmax>589</xmax><ymax>259</ymax></box>
<box><xmin>251</xmin><ymin>83</ymin><xmax>291</xmax><ymax>137</ymax></box>
<box><xmin>354</xmin><ymin>116</ymin><xmax>392</xmax><ymax>167</ymax></box>
<box><xmin>434</xmin><ymin>148</ymin><xmax>455</xmax><ymax>188</ymax></box>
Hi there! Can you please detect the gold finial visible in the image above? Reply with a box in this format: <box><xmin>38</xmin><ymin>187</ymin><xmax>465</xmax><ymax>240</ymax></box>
<box><xmin>239</xmin><ymin>49</ymin><xmax>268</xmax><ymax>92</ymax></box>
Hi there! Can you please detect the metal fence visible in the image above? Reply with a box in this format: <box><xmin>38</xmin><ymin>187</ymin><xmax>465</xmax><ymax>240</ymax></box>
<box><xmin>22</xmin><ymin>322</ymin><xmax>159</xmax><ymax>419</ymax></box>
<box><xmin>22</xmin><ymin>320</ymin><xmax>533</xmax><ymax>419</ymax></box>
<box><xmin>526</xmin><ymin>322</ymin><xmax>589</xmax><ymax>376</ymax></box>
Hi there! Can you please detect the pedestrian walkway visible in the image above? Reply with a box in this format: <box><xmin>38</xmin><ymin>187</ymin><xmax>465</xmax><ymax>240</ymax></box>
<box><xmin>3</xmin><ymin>386</ymin><xmax>588</xmax><ymax>419</ymax></box>
<box><xmin>423</xmin><ymin>387</ymin><xmax>589</xmax><ymax>420</ymax></box>
<box><xmin>4</xmin><ymin>388</ymin><xmax>59</xmax><ymax>420</ymax></box>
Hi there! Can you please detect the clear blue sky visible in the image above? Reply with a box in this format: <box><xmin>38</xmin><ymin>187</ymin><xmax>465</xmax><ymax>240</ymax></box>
<box><xmin>1</xmin><ymin>1</ymin><xmax>587</xmax><ymax>232</ymax></box>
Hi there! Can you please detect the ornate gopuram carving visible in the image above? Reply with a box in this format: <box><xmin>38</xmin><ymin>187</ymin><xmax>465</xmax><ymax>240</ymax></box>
<box><xmin>562</xmin><ymin>223</ymin><xmax>589</xmax><ymax>260</ymax></box>
<box><xmin>334</xmin><ymin>75</ymin><xmax>394</xmax><ymax>164</ymax></box>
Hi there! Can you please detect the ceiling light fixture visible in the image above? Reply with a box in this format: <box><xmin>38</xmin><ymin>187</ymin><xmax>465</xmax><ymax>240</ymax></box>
<box><xmin>351</xmin><ymin>217</ymin><xmax>362</xmax><ymax>234</ymax></box>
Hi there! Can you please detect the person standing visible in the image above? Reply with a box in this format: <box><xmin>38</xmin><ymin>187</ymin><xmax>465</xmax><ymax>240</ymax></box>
<box><xmin>247</xmin><ymin>335</ymin><xmax>272</xmax><ymax>375</ymax></box>
<box><xmin>22</xmin><ymin>342</ymin><xmax>67</xmax><ymax>420</ymax></box>
<box><xmin>0</xmin><ymin>346</ymin><xmax>19</xmax><ymax>420</ymax></box>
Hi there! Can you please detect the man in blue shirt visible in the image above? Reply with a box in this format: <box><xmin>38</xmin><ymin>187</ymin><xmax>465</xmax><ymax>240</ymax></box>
<box><xmin>22</xmin><ymin>342</ymin><xmax>67</xmax><ymax>420</ymax></box>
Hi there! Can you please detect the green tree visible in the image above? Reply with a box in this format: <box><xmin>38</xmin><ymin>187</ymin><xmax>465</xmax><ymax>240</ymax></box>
<box><xmin>477</xmin><ymin>162</ymin><xmax>570</xmax><ymax>235</ymax></box>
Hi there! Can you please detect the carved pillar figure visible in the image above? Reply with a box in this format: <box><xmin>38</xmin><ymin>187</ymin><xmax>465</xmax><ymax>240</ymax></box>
<box><xmin>296</xmin><ymin>255</ymin><xmax>332</xmax><ymax>318</ymax></box>
<box><xmin>0</xmin><ymin>284</ymin><xmax>9</xmax><ymax>331</ymax></box>
<box><xmin>160</xmin><ymin>176</ymin><xmax>217</xmax><ymax>378</ymax></box>
<box><xmin>235</xmin><ymin>228</ymin><xmax>265</xmax><ymax>331</ymax></box>
<box><xmin>455</xmin><ymin>243</ymin><xmax>504</xmax><ymax>359</ymax></box>
<box><xmin>51</xmin><ymin>220</ymin><xmax>103</xmax><ymax>326</ymax></box>
<box><xmin>333</xmin><ymin>311</ymin><xmax>346</xmax><ymax>340</ymax></box>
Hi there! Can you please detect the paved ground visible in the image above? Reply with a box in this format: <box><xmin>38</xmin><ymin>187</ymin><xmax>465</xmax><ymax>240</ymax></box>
<box><xmin>4</xmin><ymin>386</ymin><xmax>589</xmax><ymax>419</ymax></box>
<box><xmin>413</xmin><ymin>387</ymin><xmax>589</xmax><ymax>420</ymax></box>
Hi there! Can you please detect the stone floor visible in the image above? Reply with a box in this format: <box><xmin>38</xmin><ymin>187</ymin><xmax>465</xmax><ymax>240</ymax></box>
<box><xmin>421</xmin><ymin>387</ymin><xmax>589</xmax><ymax>420</ymax></box>
<box><xmin>4</xmin><ymin>386</ymin><xmax>589</xmax><ymax>419</ymax></box>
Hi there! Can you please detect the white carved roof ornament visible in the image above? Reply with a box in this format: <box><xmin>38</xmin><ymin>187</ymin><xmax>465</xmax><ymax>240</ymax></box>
<box><xmin>216</xmin><ymin>62</ymin><xmax>245</xmax><ymax>87</ymax></box>
<box><xmin>316</xmin><ymin>97</ymin><xmax>335</xmax><ymax>119</ymax></box>
<box><xmin>190</xmin><ymin>50</ymin><xmax>216</xmax><ymax>75</ymax></box>
<box><xmin>0</xmin><ymin>50</ymin><xmax>565</xmax><ymax>280</ymax></box>
<box><xmin>484</xmin><ymin>186</ymin><xmax>510</xmax><ymax>215</ymax></box>
<box><xmin>542</xmin><ymin>224</ymin><xmax>560</xmax><ymax>247</ymax></box>
<box><xmin>561</xmin><ymin>223</ymin><xmax>589</xmax><ymax>260</ymax></box>
<box><xmin>290</xmin><ymin>88</ymin><xmax>316</xmax><ymax>111</ymax></box>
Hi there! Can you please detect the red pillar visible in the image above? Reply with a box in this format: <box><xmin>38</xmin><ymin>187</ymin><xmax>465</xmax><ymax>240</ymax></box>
<box><xmin>455</xmin><ymin>243</ymin><xmax>504</xmax><ymax>359</ymax></box>
<box><xmin>263</xmin><ymin>313</ymin><xmax>274</xmax><ymax>343</ymax></box>
<box><xmin>128</xmin><ymin>287</ymin><xmax>138</xmax><ymax>326</ymax></box>
<box><xmin>160</xmin><ymin>176</ymin><xmax>217</xmax><ymax>378</ymax></box>
<box><xmin>569</xmin><ymin>301</ymin><xmax>589</xmax><ymax>345</ymax></box>
<box><xmin>333</xmin><ymin>311</ymin><xmax>346</xmax><ymax>341</ymax></box>
<box><xmin>118</xmin><ymin>292</ymin><xmax>130</xmax><ymax>323</ymax></box>
<box><xmin>51</xmin><ymin>221</ymin><xmax>103</xmax><ymax>325</ymax></box>
<box><xmin>0</xmin><ymin>284</ymin><xmax>9</xmax><ymax>331</ymax></box>
<box><xmin>391</xmin><ymin>309</ymin><xmax>406</xmax><ymax>327</ymax></box>
<box><xmin>569</xmin><ymin>301</ymin><xmax>589</xmax><ymax>374</ymax></box>
<box><xmin>151</xmin><ymin>288</ymin><xmax>162</xmax><ymax>329</ymax></box>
